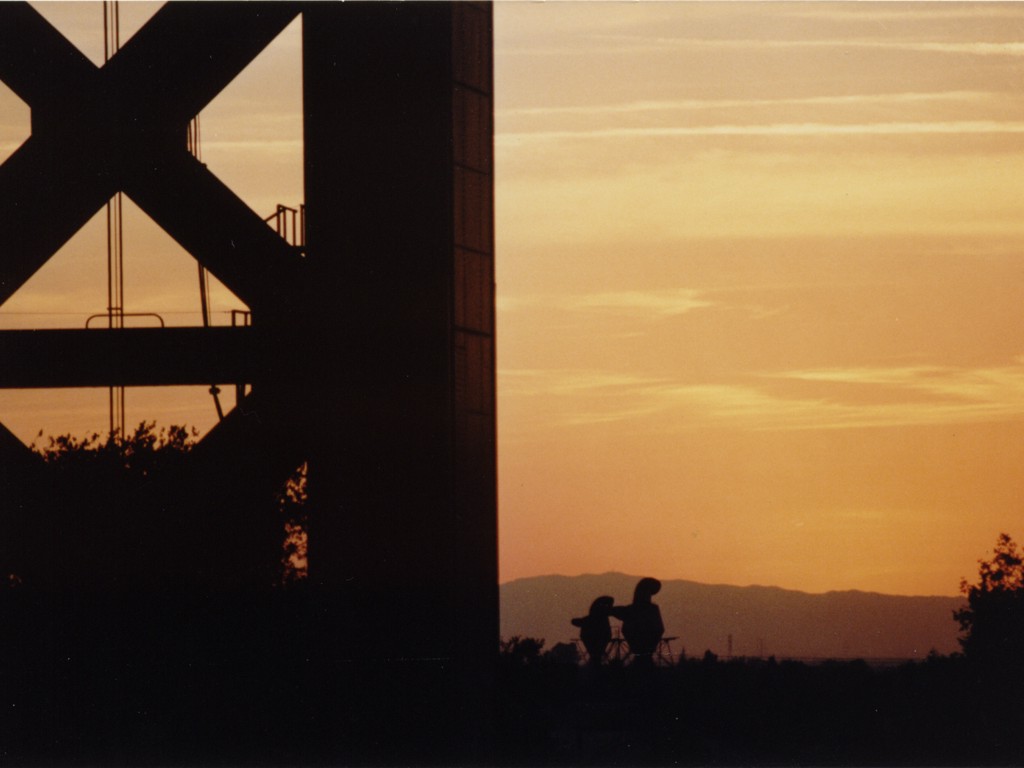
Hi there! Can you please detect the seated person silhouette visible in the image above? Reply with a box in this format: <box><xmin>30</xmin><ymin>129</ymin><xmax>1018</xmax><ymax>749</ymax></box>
<box><xmin>611</xmin><ymin>577</ymin><xmax>664</xmax><ymax>665</ymax></box>
<box><xmin>571</xmin><ymin>595</ymin><xmax>614</xmax><ymax>666</ymax></box>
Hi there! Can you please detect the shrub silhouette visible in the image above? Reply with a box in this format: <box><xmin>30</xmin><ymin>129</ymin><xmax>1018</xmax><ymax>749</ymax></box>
<box><xmin>500</xmin><ymin>635</ymin><xmax>546</xmax><ymax>666</ymax></box>
<box><xmin>2</xmin><ymin>422</ymin><xmax>195</xmax><ymax>590</ymax></box>
<box><xmin>2</xmin><ymin>422</ymin><xmax>305</xmax><ymax>590</ymax></box>
<box><xmin>545</xmin><ymin>641</ymin><xmax>581</xmax><ymax>665</ymax></box>
<box><xmin>956</xmin><ymin>532</ymin><xmax>1024</xmax><ymax>679</ymax></box>
<box><xmin>0</xmin><ymin>424</ymin><xmax>315</xmax><ymax>764</ymax></box>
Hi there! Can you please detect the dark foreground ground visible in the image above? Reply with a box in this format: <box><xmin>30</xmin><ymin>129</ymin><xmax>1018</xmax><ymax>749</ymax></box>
<box><xmin>1</xmin><ymin>595</ymin><xmax>1021</xmax><ymax>766</ymax></box>
<box><xmin>497</xmin><ymin>653</ymin><xmax>1024</xmax><ymax>766</ymax></box>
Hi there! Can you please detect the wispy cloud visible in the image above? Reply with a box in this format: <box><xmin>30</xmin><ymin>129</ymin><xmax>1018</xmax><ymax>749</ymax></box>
<box><xmin>499</xmin><ymin>289</ymin><xmax>714</xmax><ymax>317</ymax></box>
<box><xmin>498</xmin><ymin>120</ymin><xmax>1024</xmax><ymax>145</ymax></box>
<box><xmin>503</xmin><ymin>33</ymin><xmax>1024</xmax><ymax>61</ymax></box>
<box><xmin>787</xmin><ymin>5</ymin><xmax>1024</xmax><ymax>24</ymax></box>
<box><xmin>565</xmin><ymin>290</ymin><xmax>713</xmax><ymax>316</ymax></box>
<box><xmin>647</xmin><ymin>381</ymin><xmax>1005</xmax><ymax>432</ymax></box>
<box><xmin>570</xmin><ymin>35</ymin><xmax>1024</xmax><ymax>59</ymax></box>
<box><xmin>868</xmin><ymin>40</ymin><xmax>1024</xmax><ymax>57</ymax></box>
<box><xmin>500</xmin><ymin>369</ymin><xmax>672</xmax><ymax>428</ymax></box>
<box><xmin>501</xmin><ymin>368</ymin><xmax>668</xmax><ymax>398</ymax></box>
<box><xmin>502</xmin><ymin>362</ymin><xmax>1024</xmax><ymax>433</ymax></box>
<box><xmin>500</xmin><ymin>91</ymin><xmax>991</xmax><ymax>118</ymax></box>
<box><xmin>775</xmin><ymin>365</ymin><xmax>1024</xmax><ymax>416</ymax></box>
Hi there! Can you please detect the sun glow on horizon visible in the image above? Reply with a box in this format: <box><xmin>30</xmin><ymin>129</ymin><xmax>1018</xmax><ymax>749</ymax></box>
<box><xmin>496</xmin><ymin>1</ymin><xmax>1024</xmax><ymax>597</ymax></box>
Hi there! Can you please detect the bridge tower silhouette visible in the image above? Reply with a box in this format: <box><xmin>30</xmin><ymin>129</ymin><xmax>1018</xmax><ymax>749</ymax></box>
<box><xmin>0</xmin><ymin>2</ymin><xmax>495</xmax><ymax>760</ymax></box>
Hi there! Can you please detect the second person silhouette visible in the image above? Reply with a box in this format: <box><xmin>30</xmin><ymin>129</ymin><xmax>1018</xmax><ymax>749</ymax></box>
<box><xmin>611</xmin><ymin>577</ymin><xmax>664</xmax><ymax>665</ymax></box>
<box><xmin>571</xmin><ymin>595</ymin><xmax>614</xmax><ymax>666</ymax></box>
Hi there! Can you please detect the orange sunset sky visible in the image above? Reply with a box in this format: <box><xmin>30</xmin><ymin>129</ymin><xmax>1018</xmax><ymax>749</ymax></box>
<box><xmin>3</xmin><ymin>2</ymin><xmax>1024</xmax><ymax>597</ymax></box>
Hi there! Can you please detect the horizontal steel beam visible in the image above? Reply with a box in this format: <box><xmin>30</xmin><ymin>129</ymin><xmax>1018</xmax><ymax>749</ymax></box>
<box><xmin>0</xmin><ymin>327</ymin><xmax>258</xmax><ymax>388</ymax></box>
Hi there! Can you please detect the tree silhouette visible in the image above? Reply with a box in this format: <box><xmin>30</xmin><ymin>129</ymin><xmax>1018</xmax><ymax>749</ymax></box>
<box><xmin>2</xmin><ymin>422</ymin><xmax>305</xmax><ymax>590</ymax></box>
<box><xmin>1</xmin><ymin>423</ymin><xmax>195</xmax><ymax>590</ymax></box>
<box><xmin>0</xmin><ymin>423</ymin><xmax>320</xmax><ymax>765</ymax></box>
<box><xmin>278</xmin><ymin>461</ymin><xmax>309</xmax><ymax>584</ymax></box>
<box><xmin>955</xmin><ymin>533</ymin><xmax>1024</xmax><ymax>677</ymax></box>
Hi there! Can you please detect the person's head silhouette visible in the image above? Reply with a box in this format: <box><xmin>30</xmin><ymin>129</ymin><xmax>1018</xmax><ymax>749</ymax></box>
<box><xmin>633</xmin><ymin>577</ymin><xmax>661</xmax><ymax>604</ymax></box>
<box><xmin>589</xmin><ymin>595</ymin><xmax>614</xmax><ymax>615</ymax></box>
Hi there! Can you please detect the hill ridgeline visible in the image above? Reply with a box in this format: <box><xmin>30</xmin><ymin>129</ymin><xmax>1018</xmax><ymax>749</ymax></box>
<box><xmin>500</xmin><ymin>572</ymin><xmax>964</xmax><ymax>660</ymax></box>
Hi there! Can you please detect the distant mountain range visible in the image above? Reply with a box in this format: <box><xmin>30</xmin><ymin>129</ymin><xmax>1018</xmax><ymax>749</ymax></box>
<box><xmin>500</xmin><ymin>573</ymin><xmax>965</xmax><ymax>661</ymax></box>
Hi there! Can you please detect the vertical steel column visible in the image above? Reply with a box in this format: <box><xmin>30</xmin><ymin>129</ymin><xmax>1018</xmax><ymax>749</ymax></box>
<box><xmin>301</xmin><ymin>2</ymin><xmax>496</xmax><ymax>757</ymax></box>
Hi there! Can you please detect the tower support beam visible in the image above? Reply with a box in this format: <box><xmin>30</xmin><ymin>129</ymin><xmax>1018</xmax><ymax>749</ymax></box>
<box><xmin>299</xmin><ymin>2</ymin><xmax>496</xmax><ymax>759</ymax></box>
<box><xmin>0</xmin><ymin>3</ymin><xmax>497</xmax><ymax>760</ymax></box>
<box><xmin>0</xmin><ymin>327</ymin><xmax>256</xmax><ymax>388</ymax></box>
